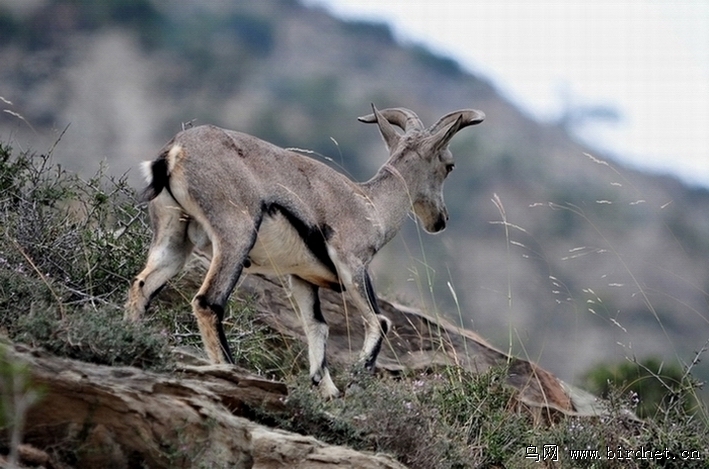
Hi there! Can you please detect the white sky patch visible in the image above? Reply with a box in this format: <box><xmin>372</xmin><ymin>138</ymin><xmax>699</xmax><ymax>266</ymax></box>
<box><xmin>305</xmin><ymin>0</ymin><xmax>709</xmax><ymax>187</ymax></box>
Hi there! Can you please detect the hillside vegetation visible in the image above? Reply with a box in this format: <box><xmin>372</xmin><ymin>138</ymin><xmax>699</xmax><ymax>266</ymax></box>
<box><xmin>1</xmin><ymin>0</ymin><xmax>709</xmax><ymax>441</ymax></box>
<box><xmin>0</xmin><ymin>139</ymin><xmax>707</xmax><ymax>468</ymax></box>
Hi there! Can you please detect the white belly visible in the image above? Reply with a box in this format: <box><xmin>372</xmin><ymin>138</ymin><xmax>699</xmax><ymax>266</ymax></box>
<box><xmin>247</xmin><ymin>213</ymin><xmax>338</xmax><ymax>286</ymax></box>
<box><xmin>187</xmin><ymin>213</ymin><xmax>338</xmax><ymax>287</ymax></box>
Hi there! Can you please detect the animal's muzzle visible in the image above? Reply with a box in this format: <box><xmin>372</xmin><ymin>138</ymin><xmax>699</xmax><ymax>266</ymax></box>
<box><xmin>431</xmin><ymin>216</ymin><xmax>447</xmax><ymax>233</ymax></box>
<box><xmin>428</xmin><ymin>208</ymin><xmax>449</xmax><ymax>233</ymax></box>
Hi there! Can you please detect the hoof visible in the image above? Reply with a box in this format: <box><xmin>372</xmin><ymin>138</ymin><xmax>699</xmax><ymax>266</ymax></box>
<box><xmin>313</xmin><ymin>370</ymin><xmax>341</xmax><ymax>399</ymax></box>
<box><xmin>318</xmin><ymin>380</ymin><xmax>341</xmax><ymax>400</ymax></box>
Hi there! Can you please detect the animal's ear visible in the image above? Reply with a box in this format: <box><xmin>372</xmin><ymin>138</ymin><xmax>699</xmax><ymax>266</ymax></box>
<box><xmin>427</xmin><ymin>114</ymin><xmax>464</xmax><ymax>153</ymax></box>
<box><xmin>359</xmin><ymin>104</ymin><xmax>400</xmax><ymax>151</ymax></box>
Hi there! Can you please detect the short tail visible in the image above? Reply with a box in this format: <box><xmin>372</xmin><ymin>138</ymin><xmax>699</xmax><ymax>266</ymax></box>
<box><xmin>140</xmin><ymin>145</ymin><xmax>180</xmax><ymax>202</ymax></box>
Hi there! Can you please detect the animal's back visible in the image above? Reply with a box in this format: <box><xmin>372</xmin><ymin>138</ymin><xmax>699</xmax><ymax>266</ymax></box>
<box><xmin>170</xmin><ymin>125</ymin><xmax>364</xmax><ymax>227</ymax></box>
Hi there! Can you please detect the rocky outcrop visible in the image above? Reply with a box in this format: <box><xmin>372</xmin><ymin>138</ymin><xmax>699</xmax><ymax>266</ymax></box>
<box><xmin>239</xmin><ymin>274</ymin><xmax>583</xmax><ymax>415</ymax></box>
<box><xmin>3</xmin><ymin>343</ymin><xmax>406</xmax><ymax>469</ymax></box>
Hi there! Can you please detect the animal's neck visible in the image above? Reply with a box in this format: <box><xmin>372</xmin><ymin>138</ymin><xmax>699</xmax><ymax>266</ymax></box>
<box><xmin>361</xmin><ymin>162</ymin><xmax>417</xmax><ymax>248</ymax></box>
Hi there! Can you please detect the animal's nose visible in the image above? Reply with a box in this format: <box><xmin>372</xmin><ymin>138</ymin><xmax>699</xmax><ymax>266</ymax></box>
<box><xmin>432</xmin><ymin>216</ymin><xmax>447</xmax><ymax>232</ymax></box>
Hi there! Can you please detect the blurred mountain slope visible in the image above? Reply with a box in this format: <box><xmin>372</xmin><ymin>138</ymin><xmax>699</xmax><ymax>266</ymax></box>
<box><xmin>1</xmin><ymin>0</ymin><xmax>707</xmax><ymax>388</ymax></box>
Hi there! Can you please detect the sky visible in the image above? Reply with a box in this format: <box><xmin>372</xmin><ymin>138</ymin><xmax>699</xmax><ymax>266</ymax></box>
<box><xmin>304</xmin><ymin>0</ymin><xmax>709</xmax><ymax>188</ymax></box>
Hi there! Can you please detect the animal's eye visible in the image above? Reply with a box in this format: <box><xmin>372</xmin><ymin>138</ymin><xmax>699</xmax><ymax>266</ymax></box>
<box><xmin>445</xmin><ymin>163</ymin><xmax>455</xmax><ymax>174</ymax></box>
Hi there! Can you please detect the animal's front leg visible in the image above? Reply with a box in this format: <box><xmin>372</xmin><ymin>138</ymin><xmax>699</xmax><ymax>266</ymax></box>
<box><xmin>349</xmin><ymin>268</ymin><xmax>391</xmax><ymax>371</ymax></box>
<box><xmin>289</xmin><ymin>276</ymin><xmax>340</xmax><ymax>399</ymax></box>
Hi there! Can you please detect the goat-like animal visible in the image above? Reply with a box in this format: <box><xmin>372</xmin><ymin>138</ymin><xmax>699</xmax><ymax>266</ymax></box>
<box><xmin>126</xmin><ymin>105</ymin><xmax>484</xmax><ymax>398</ymax></box>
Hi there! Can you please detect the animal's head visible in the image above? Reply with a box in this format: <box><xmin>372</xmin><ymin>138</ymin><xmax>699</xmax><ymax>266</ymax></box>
<box><xmin>359</xmin><ymin>105</ymin><xmax>484</xmax><ymax>233</ymax></box>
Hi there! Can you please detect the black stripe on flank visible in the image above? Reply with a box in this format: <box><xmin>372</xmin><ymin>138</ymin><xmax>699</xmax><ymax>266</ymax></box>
<box><xmin>264</xmin><ymin>203</ymin><xmax>339</xmax><ymax>281</ymax></box>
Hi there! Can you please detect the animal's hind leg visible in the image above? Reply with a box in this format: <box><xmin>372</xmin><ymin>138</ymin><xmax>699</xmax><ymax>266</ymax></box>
<box><xmin>192</xmin><ymin>221</ymin><xmax>258</xmax><ymax>365</ymax></box>
<box><xmin>289</xmin><ymin>276</ymin><xmax>340</xmax><ymax>399</ymax></box>
<box><xmin>126</xmin><ymin>196</ymin><xmax>193</xmax><ymax>321</ymax></box>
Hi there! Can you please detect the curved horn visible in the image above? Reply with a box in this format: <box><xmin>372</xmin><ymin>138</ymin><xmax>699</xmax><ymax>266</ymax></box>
<box><xmin>358</xmin><ymin>107</ymin><xmax>424</xmax><ymax>132</ymax></box>
<box><xmin>428</xmin><ymin>109</ymin><xmax>485</xmax><ymax>134</ymax></box>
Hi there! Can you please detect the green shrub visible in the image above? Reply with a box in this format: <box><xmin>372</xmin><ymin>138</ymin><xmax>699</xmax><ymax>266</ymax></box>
<box><xmin>584</xmin><ymin>357</ymin><xmax>698</xmax><ymax>419</ymax></box>
<box><xmin>0</xmin><ymin>143</ymin><xmax>168</xmax><ymax>368</ymax></box>
<box><xmin>0</xmin><ymin>143</ymin><xmax>151</xmax><ymax>304</ymax></box>
<box><xmin>13</xmin><ymin>304</ymin><xmax>171</xmax><ymax>370</ymax></box>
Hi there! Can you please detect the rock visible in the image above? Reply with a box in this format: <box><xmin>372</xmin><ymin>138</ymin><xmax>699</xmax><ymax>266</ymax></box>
<box><xmin>238</xmin><ymin>274</ymin><xmax>582</xmax><ymax>415</ymax></box>
<box><xmin>250</xmin><ymin>426</ymin><xmax>407</xmax><ymax>469</ymax></box>
<box><xmin>3</xmin><ymin>343</ymin><xmax>405</xmax><ymax>469</ymax></box>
